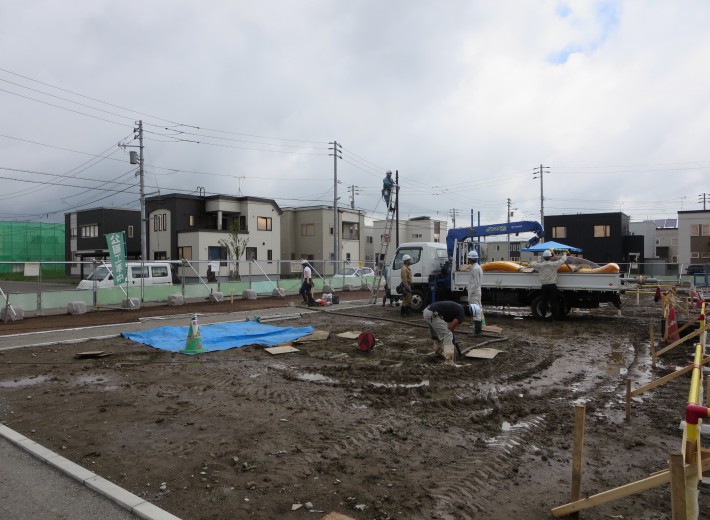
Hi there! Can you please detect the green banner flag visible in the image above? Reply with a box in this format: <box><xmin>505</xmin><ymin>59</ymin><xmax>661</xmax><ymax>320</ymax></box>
<box><xmin>105</xmin><ymin>231</ymin><xmax>127</xmax><ymax>286</ymax></box>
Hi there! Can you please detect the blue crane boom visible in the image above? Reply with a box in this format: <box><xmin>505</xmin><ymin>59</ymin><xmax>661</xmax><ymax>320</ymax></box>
<box><xmin>445</xmin><ymin>220</ymin><xmax>544</xmax><ymax>257</ymax></box>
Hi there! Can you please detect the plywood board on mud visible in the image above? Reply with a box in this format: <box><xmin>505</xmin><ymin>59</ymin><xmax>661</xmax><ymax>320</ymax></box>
<box><xmin>336</xmin><ymin>331</ymin><xmax>361</xmax><ymax>339</ymax></box>
<box><xmin>465</xmin><ymin>348</ymin><xmax>503</xmax><ymax>359</ymax></box>
<box><xmin>293</xmin><ymin>330</ymin><xmax>330</xmax><ymax>343</ymax></box>
<box><xmin>264</xmin><ymin>345</ymin><xmax>300</xmax><ymax>355</ymax></box>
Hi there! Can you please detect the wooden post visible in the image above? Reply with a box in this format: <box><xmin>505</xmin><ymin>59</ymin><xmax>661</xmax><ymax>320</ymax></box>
<box><xmin>650</xmin><ymin>323</ymin><xmax>656</xmax><ymax>368</ymax></box>
<box><xmin>636</xmin><ymin>290</ymin><xmax>640</xmax><ymax>305</ymax></box>
<box><xmin>706</xmin><ymin>377</ymin><xmax>710</xmax><ymax>408</ymax></box>
<box><xmin>625</xmin><ymin>378</ymin><xmax>632</xmax><ymax>422</ymax></box>
<box><xmin>669</xmin><ymin>452</ymin><xmax>688</xmax><ymax>519</ymax></box>
<box><xmin>230</xmin><ymin>288</ymin><xmax>234</xmax><ymax>304</ymax></box>
<box><xmin>571</xmin><ymin>404</ymin><xmax>586</xmax><ymax>515</ymax></box>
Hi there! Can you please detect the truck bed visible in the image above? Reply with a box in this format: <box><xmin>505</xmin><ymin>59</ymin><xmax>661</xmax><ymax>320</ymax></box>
<box><xmin>462</xmin><ymin>271</ymin><xmax>622</xmax><ymax>292</ymax></box>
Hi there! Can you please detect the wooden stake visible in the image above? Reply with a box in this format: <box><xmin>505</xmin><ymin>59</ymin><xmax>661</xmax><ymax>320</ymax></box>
<box><xmin>571</xmin><ymin>404</ymin><xmax>586</xmax><ymax>510</ymax></box>
<box><xmin>669</xmin><ymin>452</ymin><xmax>688</xmax><ymax>519</ymax></box>
<box><xmin>625</xmin><ymin>378</ymin><xmax>632</xmax><ymax>422</ymax></box>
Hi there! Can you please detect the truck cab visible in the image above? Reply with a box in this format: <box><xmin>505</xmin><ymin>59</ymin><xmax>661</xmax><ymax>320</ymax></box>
<box><xmin>388</xmin><ymin>242</ymin><xmax>449</xmax><ymax>310</ymax></box>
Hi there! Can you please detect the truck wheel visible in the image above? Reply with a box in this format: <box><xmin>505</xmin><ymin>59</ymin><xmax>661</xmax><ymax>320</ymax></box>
<box><xmin>409</xmin><ymin>288</ymin><xmax>428</xmax><ymax>313</ymax></box>
<box><xmin>531</xmin><ymin>295</ymin><xmax>560</xmax><ymax>320</ymax></box>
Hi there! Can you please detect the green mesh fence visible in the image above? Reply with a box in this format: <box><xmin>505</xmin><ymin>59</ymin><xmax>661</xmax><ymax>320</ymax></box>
<box><xmin>0</xmin><ymin>222</ymin><xmax>65</xmax><ymax>273</ymax></box>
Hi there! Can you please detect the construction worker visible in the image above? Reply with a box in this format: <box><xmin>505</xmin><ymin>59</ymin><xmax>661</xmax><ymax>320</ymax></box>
<box><xmin>382</xmin><ymin>170</ymin><xmax>395</xmax><ymax>210</ymax></box>
<box><xmin>466</xmin><ymin>249</ymin><xmax>484</xmax><ymax>334</ymax></box>
<box><xmin>423</xmin><ymin>301</ymin><xmax>480</xmax><ymax>365</ymax></box>
<box><xmin>299</xmin><ymin>260</ymin><xmax>315</xmax><ymax>305</ymax></box>
<box><xmin>400</xmin><ymin>254</ymin><xmax>413</xmax><ymax>316</ymax></box>
<box><xmin>530</xmin><ymin>250</ymin><xmax>568</xmax><ymax>320</ymax></box>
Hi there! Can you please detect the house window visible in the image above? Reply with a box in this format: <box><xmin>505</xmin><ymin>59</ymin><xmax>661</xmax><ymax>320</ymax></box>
<box><xmin>329</xmin><ymin>226</ymin><xmax>334</xmax><ymax>236</ymax></box>
<box><xmin>80</xmin><ymin>225</ymin><xmax>98</xmax><ymax>238</ymax></box>
<box><xmin>245</xmin><ymin>247</ymin><xmax>257</xmax><ymax>261</ymax></box>
<box><xmin>703</xmin><ymin>224</ymin><xmax>710</xmax><ymax>236</ymax></box>
<box><xmin>301</xmin><ymin>223</ymin><xmax>315</xmax><ymax>236</ymax></box>
<box><xmin>412</xmin><ymin>233</ymin><xmax>422</xmax><ymax>239</ymax></box>
<box><xmin>154</xmin><ymin>214</ymin><xmax>168</xmax><ymax>232</ymax></box>
<box><xmin>71</xmin><ymin>227</ymin><xmax>77</xmax><ymax>238</ymax></box>
<box><xmin>267</xmin><ymin>249</ymin><xmax>273</xmax><ymax>262</ymax></box>
<box><xmin>702</xmin><ymin>252</ymin><xmax>710</xmax><ymax>259</ymax></box>
<box><xmin>257</xmin><ymin>217</ymin><xmax>272</xmax><ymax>231</ymax></box>
<box><xmin>655</xmin><ymin>239</ymin><xmax>660</xmax><ymax>246</ymax></box>
<box><xmin>345</xmin><ymin>253</ymin><xmax>351</xmax><ymax>262</ymax></box>
<box><xmin>239</xmin><ymin>215</ymin><xmax>247</xmax><ymax>231</ymax></box>
<box><xmin>552</xmin><ymin>226</ymin><xmax>567</xmax><ymax>239</ymax></box>
<box><xmin>127</xmin><ymin>225</ymin><xmax>134</xmax><ymax>238</ymax></box>
<box><xmin>672</xmin><ymin>256</ymin><xmax>678</xmax><ymax>263</ymax></box>
<box><xmin>178</xmin><ymin>246</ymin><xmax>192</xmax><ymax>260</ymax></box>
<box><xmin>189</xmin><ymin>215</ymin><xmax>195</xmax><ymax>227</ymax></box>
<box><xmin>153</xmin><ymin>251</ymin><xmax>167</xmax><ymax>260</ymax></box>
<box><xmin>208</xmin><ymin>246</ymin><xmax>228</xmax><ymax>266</ymax></box>
<box><xmin>691</xmin><ymin>252</ymin><xmax>700</xmax><ymax>258</ymax></box>
<box><xmin>367</xmin><ymin>236</ymin><xmax>373</xmax><ymax>244</ymax></box>
<box><xmin>691</xmin><ymin>224</ymin><xmax>699</xmax><ymax>236</ymax></box>
<box><xmin>593</xmin><ymin>225</ymin><xmax>611</xmax><ymax>238</ymax></box>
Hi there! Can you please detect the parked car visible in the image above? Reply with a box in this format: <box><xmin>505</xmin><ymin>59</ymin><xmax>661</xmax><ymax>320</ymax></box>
<box><xmin>686</xmin><ymin>264</ymin><xmax>708</xmax><ymax>275</ymax></box>
<box><xmin>77</xmin><ymin>262</ymin><xmax>174</xmax><ymax>289</ymax></box>
<box><xmin>333</xmin><ymin>267</ymin><xmax>375</xmax><ymax>279</ymax></box>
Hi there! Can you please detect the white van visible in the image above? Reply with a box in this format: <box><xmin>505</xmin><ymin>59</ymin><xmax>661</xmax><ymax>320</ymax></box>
<box><xmin>77</xmin><ymin>262</ymin><xmax>174</xmax><ymax>290</ymax></box>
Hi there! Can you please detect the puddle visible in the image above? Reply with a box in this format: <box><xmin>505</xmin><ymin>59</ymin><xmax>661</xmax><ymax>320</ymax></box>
<box><xmin>296</xmin><ymin>373</ymin><xmax>339</xmax><ymax>384</ymax></box>
<box><xmin>0</xmin><ymin>375</ymin><xmax>49</xmax><ymax>388</ymax></box>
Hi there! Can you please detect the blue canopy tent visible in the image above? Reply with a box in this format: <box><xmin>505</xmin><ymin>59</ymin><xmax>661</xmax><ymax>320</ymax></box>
<box><xmin>521</xmin><ymin>241</ymin><xmax>583</xmax><ymax>253</ymax></box>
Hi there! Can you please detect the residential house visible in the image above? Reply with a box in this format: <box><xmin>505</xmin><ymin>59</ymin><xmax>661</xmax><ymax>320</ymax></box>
<box><xmin>677</xmin><ymin>209</ymin><xmax>710</xmax><ymax>268</ymax></box>
<box><xmin>280</xmin><ymin>205</ymin><xmax>366</xmax><ymax>275</ymax></box>
<box><xmin>64</xmin><ymin>208</ymin><xmax>141</xmax><ymax>277</ymax></box>
<box><xmin>654</xmin><ymin>218</ymin><xmax>678</xmax><ymax>266</ymax></box>
<box><xmin>146</xmin><ymin>194</ymin><xmax>282</xmax><ymax>278</ymax></box>
<box><xmin>371</xmin><ymin>216</ymin><xmax>447</xmax><ymax>263</ymax></box>
<box><xmin>544</xmin><ymin>212</ymin><xmax>631</xmax><ymax>264</ymax></box>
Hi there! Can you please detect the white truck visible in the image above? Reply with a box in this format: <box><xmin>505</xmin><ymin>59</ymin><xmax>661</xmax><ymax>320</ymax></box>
<box><xmin>388</xmin><ymin>226</ymin><xmax>623</xmax><ymax>319</ymax></box>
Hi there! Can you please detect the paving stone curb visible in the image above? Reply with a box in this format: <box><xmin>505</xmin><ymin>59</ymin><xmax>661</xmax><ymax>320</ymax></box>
<box><xmin>0</xmin><ymin>424</ymin><xmax>181</xmax><ymax>520</ymax></box>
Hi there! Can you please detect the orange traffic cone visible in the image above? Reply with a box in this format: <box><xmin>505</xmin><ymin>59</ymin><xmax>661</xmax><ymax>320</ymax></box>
<box><xmin>180</xmin><ymin>314</ymin><xmax>207</xmax><ymax>354</ymax></box>
<box><xmin>666</xmin><ymin>307</ymin><xmax>680</xmax><ymax>343</ymax></box>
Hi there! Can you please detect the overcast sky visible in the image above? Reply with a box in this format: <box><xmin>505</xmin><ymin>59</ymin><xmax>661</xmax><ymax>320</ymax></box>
<box><xmin>1</xmin><ymin>0</ymin><xmax>709</xmax><ymax>229</ymax></box>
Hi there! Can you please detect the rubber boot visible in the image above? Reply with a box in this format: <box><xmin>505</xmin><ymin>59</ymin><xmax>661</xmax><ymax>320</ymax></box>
<box><xmin>474</xmin><ymin>321</ymin><xmax>482</xmax><ymax>335</ymax></box>
<box><xmin>400</xmin><ymin>307</ymin><xmax>408</xmax><ymax>317</ymax></box>
<box><xmin>433</xmin><ymin>340</ymin><xmax>444</xmax><ymax>359</ymax></box>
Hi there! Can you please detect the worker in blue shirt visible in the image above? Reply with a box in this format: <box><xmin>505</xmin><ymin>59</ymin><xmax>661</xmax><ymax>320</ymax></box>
<box><xmin>382</xmin><ymin>170</ymin><xmax>395</xmax><ymax>210</ymax></box>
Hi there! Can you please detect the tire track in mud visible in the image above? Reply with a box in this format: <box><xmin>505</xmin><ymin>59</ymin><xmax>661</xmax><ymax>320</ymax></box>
<box><xmin>424</xmin><ymin>415</ymin><xmax>547</xmax><ymax>519</ymax></box>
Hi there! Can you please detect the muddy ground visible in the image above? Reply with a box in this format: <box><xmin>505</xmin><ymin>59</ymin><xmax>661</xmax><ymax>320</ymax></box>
<box><xmin>0</xmin><ymin>291</ymin><xmax>707</xmax><ymax>520</ymax></box>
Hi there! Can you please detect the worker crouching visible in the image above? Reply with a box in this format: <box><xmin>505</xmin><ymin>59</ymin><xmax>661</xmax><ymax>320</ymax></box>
<box><xmin>423</xmin><ymin>301</ymin><xmax>480</xmax><ymax>366</ymax></box>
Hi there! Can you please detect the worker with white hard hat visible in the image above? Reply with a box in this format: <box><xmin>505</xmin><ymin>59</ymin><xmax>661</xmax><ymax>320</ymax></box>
<box><xmin>400</xmin><ymin>253</ymin><xmax>413</xmax><ymax>316</ymax></box>
<box><xmin>530</xmin><ymin>249</ymin><xmax>569</xmax><ymax>321</ymax></box>
<box><xmin>466</xmin><ymin>249</ymin><xmax>484</xmax><ymax>334</ymax></box>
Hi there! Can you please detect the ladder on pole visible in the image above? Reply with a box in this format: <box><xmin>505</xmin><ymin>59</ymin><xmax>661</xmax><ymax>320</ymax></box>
<box><xmin>369</xmin><ymin>191</ymin><xmax>397</xmax><ymax>304</ymax></box>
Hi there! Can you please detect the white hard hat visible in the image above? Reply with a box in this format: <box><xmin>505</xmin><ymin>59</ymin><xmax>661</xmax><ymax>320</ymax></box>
<box><xmin>402</xmin><ymin>254</ymin><xmax>412</xmax><ymax>262</ymax></box>
<box><xmin>467</xmin><ymin>250</ymin><xmax>479</xmax><ymax>260</ymax></box>
<box><xmin>542</xmin><ymin>250</ymin><xmax>552</xmax><ymax>259</ymax></box>
<box><xmin>469</xmin><ymin>304</ymin><xmax>481</xmax><ymax>317</ymax></box>
<box><xmin>386</xmin><ymin>170</ymin><xmax>392</xmax><ymax>176</ymax></box>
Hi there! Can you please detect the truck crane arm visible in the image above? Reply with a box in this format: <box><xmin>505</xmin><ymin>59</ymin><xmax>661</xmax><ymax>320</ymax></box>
<box><xmin>445</xmin><ymin>220</ymin><xmax>544</xmax><ymax>257</ymax></box>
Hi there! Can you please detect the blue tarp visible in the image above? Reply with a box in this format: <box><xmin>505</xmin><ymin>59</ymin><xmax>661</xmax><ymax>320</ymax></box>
<box><xmin>521</xmin><ymin>240</ymin><xmax>583</xmax><ymax>253</ymax></box>
<box><xmin>122</xmin><ymin>321</ymin><xmax>315</xmax><ymax>353</ymax></box>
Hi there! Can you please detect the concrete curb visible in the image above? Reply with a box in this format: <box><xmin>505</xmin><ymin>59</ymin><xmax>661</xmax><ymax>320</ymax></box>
<box><xmin>0</xmin><ymin>424</ymin><xmax>181</xmax><ymax>520</ymax></box>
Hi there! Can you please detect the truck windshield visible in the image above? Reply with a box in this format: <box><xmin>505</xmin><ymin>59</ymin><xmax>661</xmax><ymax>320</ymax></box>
<box><xmin>85</xmin><ymin>266</ymin><xmax>110</xmax><ymax>281</ymax></box>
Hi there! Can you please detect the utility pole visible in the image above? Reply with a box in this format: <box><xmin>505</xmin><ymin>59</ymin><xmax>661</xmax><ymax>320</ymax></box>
<box><xmin>121</xmin><ymin>121</ymin><xmax>146</xmax><ymax>261</ymax></box>
<box><xmin>533</xmin><ymin>164</ymin><xmax>549</xmax><ymax>227</ymax></box>
<box><xmin>395</xmin><ymin>170</ymin><xmax>400</xmax><ymax>248</ymax></box>
<box><xmin>507</xmin><ymin>198</ymin><xmax>512</xmax><ymax>260</ymax></box>
<box><xmin>138</xmin><ymin>121</ymin><xmax>146</xmax><ymax>262</ymax></box>
<box><xmin>349</xmin><ymin>185</ymin><xmax>359</xmax><ymax>209</ymax></box>
<box><xmin>450</xmin><ymin>208</ymin><xmax>459</xmax><ymax>229</ymax></box>
<box><xmin>699</xmin><ymin>193</ymin><xmax>708</xmax><ymax>211</ymax></box>
<box><xmin>329</xmin><ymin>141</ymin><xmax>342</xmax><ymax>269</ymax></box>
